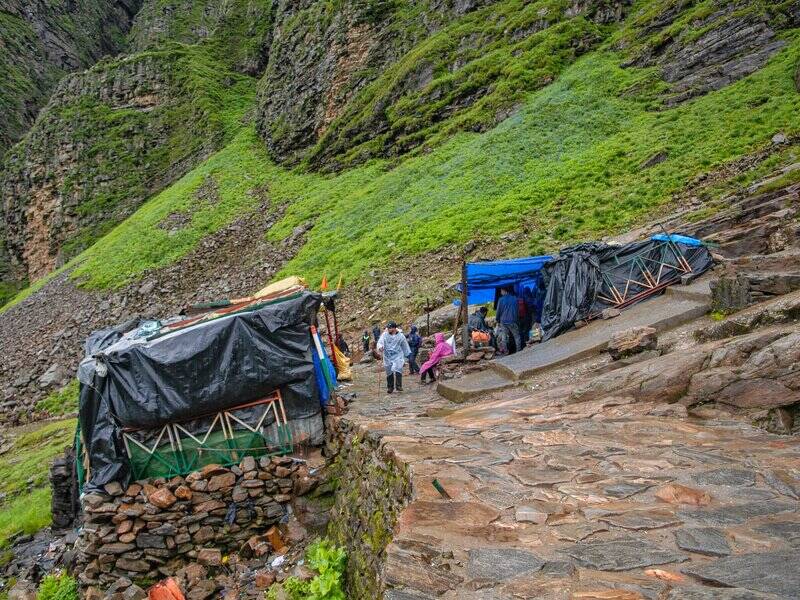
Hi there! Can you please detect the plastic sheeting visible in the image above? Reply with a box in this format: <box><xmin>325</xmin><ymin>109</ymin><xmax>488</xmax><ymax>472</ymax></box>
<box><xmin>539</xmin><ymin>243</ymin><xmax>605</xmax><ymax>341</ymax></box>
<box><xmin>539</xmin><ymin>237</ymin><xmax>713</xmax><ymax>341</ymax></box>
<box><xmin>78</xmin><ymin>292</ymin><xmax>324</xmax><ymax>491</ymax></box>
<box><xmin>456</xmin><ymin>255</ymin><xmax>553</xmax><ymax>305</ymax></box>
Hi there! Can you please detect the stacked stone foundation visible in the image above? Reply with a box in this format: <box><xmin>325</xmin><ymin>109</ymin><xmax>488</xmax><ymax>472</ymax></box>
<box><xmin>75</xmin><ymin>454</ymin><xmax>312</xmax><ymax>588</ymax></box>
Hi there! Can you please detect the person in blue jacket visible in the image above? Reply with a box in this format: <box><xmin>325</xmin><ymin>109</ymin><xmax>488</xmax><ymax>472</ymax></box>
<box><xmin>406</xmin><ymin>325</ymin><xmax>422</xmax><ymax>374</ymax></box>
<box><xmin>495</xmin><ymin>287</ymin><xmax>522</xmax><ymax>355</ymax></box>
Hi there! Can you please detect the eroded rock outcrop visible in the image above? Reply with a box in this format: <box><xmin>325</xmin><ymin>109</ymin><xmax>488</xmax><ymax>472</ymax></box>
<box><xmin>0</xmin><ymin>0</ymin><xmax>143</xmax><ymax>157</ymax></box>
<box><xmin>255</xmin><ymin>0</ymin><xmax>631</xmax><ymax>169</ymax></box>
<box><xmin>627</xmin><ymin>1</ymin><xmax>800</xmax><ymax>105</ymax></box>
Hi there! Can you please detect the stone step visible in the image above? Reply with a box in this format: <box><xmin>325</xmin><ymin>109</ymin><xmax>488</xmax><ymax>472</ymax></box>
<box><xmin>436</xmin><ymin>370</ymin><xmax>518</xmax><ymax>404</ymax></box>
<box><xmin>493</xmin><ymin>294</ymin><xmax>709</xmax><ymax>381</ymax></box>
<box><xmin>667</xmin><ymin>277</ymin><xmax>712</xmax><ymax>302</ymax></box>
<box><xmin>438</xmin><ymin>290</ymin><xmax>711</xmax><ymax>402</ymax></box>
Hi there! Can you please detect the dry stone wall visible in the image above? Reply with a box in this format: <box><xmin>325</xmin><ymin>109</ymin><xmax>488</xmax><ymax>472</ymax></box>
<box><xmin>325</xmin><ymin>416</ymin><xmax>413</xmax><ymax>600</ymax></box>
<box><xmin>71</xmin><ymin>414</ymin><xmax>412</xmax><ymax>599</ymax></box>
<box><xmin>74</xmin><ymin>455</ymin><xmax>311</xmax><ymax>590</ymax></box>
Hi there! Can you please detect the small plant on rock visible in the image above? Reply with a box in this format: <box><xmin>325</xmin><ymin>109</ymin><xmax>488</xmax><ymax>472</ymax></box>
<box><xmin>266</xmin><ymin>539</ymin><xmax>347</xmax><ymax>600</ymax></box>
<box><xmin>37</xmin><ymin>572</ymin><xmax>78</xmax><ymax>600</ymax></box>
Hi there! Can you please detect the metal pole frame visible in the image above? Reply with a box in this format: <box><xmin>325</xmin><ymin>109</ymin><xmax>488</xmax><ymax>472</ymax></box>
<box><xmin>122</xmin><ymin>391</ymin><xmax>293</xmax><ymax>480</ymax></box>
<box><xmin>595</xmin><ymin>240</ymin><xmax>693</xmax><ymax>310</ymax></box>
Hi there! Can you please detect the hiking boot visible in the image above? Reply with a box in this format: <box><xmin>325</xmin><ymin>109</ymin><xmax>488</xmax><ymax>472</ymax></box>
<box><xmin>386</xmin><ymin>375</ymin><xmax>394</xmax><ymax>394</ymax></box>
<box><xmin>396</xmin><ymin>373</ymin><xmax>403</xmax><ymax>392</ymax></box>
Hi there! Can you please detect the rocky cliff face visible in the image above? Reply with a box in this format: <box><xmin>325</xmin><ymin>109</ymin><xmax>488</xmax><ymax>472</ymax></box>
<box><xmin>0</xmin><ymin>0</ymin><xmax>142</xmax><ymax>158</ymax></box>
<box><xmin>0</xmin><ymin>0</ymin><xmax>270</xmax><ymax>288</ymax></box>
<box><xmin>130</xmin><ymin>0</ymin><xmax>274</xmax><ymax>75</ymax></box>
<box><xmin>255</xmin><ymin>0</ymin><xmax>632</xmax><ymax>169</ymax></box>
<box><xmin>0</xmin><ymin>50</ymin><xmax>251</xmax><ymax>282</ymax></box>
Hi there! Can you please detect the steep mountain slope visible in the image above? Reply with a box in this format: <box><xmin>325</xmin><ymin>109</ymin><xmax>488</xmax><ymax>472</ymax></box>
<box><xmin>1</xmin><ymin>0</ymin><xmax>800</xmax><ymax>419</ymax></box>
<box><xmin>0</xmin><ymin>0</ymin><xmax>272</xmax><ymax>296</ymax></box>
<box><xmin>255</xmin><ymin>0</ymin><xmax>627</xmax><ymax>168</ymax></box>
<box><xmin>0</xmin><ymin>0</ymin><xmax>142</xmax><ymax>157</ymax></box>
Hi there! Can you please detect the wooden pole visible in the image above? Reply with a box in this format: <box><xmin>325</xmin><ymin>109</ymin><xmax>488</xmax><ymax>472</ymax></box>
<box><xmin>426</xmin><ymin>298</ymin><xmax>431</xmax><ymax>338</ymax></box>
<box><xmin>461</xmin><ymin>261</ymin><xmax>469</xmax><ymax>358</ymax></box>
<box><xmin>323</xmin><ymin>308</ymin><xmax>339</xmax><ymax>370</ymax></box>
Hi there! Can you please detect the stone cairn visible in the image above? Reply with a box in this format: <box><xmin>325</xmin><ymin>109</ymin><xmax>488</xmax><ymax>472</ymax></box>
<box><xmin>75</xmin><ymin>455</ymin><xmax>320</xmax><ymax>596</ymax></box>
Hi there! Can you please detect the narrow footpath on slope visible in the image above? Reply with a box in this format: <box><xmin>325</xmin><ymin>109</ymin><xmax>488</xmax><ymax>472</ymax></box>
<box><xmin>342</xmin><ymin>302</ymin><xmax>800</xmax><ymax>600</ymax></box>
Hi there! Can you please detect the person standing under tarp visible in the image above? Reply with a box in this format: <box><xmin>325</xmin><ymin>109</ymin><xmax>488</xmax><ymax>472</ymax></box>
<box><xmin>377</xmin><ymin>321</ymin><xmax>410</xmax><ymax>393</ymax></box>
<box><xmin>361</xmin><ymin>330</ymin><xmax>371</xmax><ymax>353</ymax></box>
<box><xmin>406</xmin><ymin>325</ymin><xmax>422</xmax><ymax>374</ymax></box>
<box><xmin>495</xmin><ymin>287</ymin><xmax>522</xmax><ymax>355</ymax></box>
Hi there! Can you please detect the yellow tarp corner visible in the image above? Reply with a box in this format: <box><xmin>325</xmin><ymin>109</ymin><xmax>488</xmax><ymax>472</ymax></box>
<box><xmin>254</xmin><ymin>276</ymin><xmax>307</xmax><ymax>298</ymax></box>
<box><xmin>333</xmin><ymin>345</ymin><xmax>352</xmax><ymax>381</ymax></box>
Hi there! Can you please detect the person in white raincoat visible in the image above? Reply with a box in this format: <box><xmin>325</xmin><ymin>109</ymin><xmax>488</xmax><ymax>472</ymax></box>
<box><xmin>376</xmin><ymin>321</ymin><xmax>410</xmax><ymax>393</ymax></box>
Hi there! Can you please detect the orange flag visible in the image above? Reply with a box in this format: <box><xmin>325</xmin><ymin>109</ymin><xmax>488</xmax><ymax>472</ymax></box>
<box><xmin>320</xmin><ymin>275</ymin><xmax>328</xmax><ymax>291</ymax></box>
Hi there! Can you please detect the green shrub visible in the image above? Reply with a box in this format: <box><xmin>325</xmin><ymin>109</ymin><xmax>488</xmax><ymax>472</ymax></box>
<box><xmin>267</xmin><ymin>539</ymin><xmax>347</xmax><ymax>600</ymax></box>
<box><xmin>36</xmin><ymin>573</ymin><xmax>78</xmax><ymax>600</ymax></box>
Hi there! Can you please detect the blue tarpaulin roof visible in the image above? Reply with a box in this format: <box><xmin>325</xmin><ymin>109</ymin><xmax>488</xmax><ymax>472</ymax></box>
<box><xmin>651</xmin><ymin>233</ymin><xmax>704</xmax><ymax>247</ymax></box>
<box><xmin>456</xmin><ymin>255</ymin><xmax>553</xmax><ymax>305</ymax></box>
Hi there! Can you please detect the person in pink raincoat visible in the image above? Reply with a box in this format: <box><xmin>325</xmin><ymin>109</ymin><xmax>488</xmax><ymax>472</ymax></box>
<box><xmin>420</xmin><ymin>332</ymin><xmax>453</xmax><ymax>384</ymax></box>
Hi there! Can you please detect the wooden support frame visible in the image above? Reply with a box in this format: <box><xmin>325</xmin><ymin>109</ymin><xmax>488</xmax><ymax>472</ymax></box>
<box><xmin>595</xmin><ymin>240</ymin><xmax>694</xmax><ymax>309</ymax></box>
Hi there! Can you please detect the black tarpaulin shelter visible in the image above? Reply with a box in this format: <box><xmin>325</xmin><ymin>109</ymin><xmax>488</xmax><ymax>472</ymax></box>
<box><xmin>539</xmin><ymin>235</ymin><xmax>714</xmax><ymax>340</ymax></box>
<box><xmin>77</xmin><ymin>291</ymin><xmax>324</xmax><ymax>491</ymax></box>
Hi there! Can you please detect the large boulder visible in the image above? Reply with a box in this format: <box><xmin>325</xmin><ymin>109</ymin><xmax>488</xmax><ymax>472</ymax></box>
<box><xmin>413</xmin><ymin>303</ymin><xmax>460</xmax><ymax>336</ymax></box>
<box><xmin>607</xmin><ymin>326</ymin><xmax>657</xmax><ymax>360</ymax></box>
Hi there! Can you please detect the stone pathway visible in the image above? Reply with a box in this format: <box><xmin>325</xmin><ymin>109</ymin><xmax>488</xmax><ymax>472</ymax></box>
<box><xmin>344</xmin><ymin>353</ymin><xmax>800</xmax><ymax>599</ymax></box>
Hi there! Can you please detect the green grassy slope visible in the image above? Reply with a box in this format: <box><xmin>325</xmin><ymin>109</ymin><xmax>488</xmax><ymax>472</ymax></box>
<box><xmin>55</xmin><ymin>31</ymin><xmax>800</xmax><ymax>294</ymax></box>
<box><xmin>0</xmin><ymin>420</ymin><xmax>76</xmax><ymax>547</ymax></box>
<box><xmin>3</xmin><ymin>0</ymin><xmax>800</xmax><ymax>311</ymax></box>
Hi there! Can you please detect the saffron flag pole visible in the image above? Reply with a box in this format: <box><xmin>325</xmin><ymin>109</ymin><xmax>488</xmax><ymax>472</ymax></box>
<box><xmin>320</xmin><ymin>275</ymin><xmax>329</xmax><ymax>291</ymax></box>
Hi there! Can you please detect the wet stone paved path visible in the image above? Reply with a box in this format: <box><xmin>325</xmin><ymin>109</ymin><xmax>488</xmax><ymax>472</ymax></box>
<box><xmin>343</xmin><ymin>363</ymin><xmax>800</xmax><ymax>600</ymax></box>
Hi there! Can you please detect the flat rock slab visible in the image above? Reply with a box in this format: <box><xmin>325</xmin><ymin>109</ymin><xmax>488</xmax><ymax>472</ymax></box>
<box><xmin>552</xmin><ymin>522</ymin><xmax>608</xmax><ymax>542</ymax></box>
<box><xmin>472</xmin><ymin>486</ymin><xmax>520</xmax><ymax>510</ymax></box>
<box><xmin>398</xmin><ymin>501</ymin><xmax>500</xmax><ymax>535</ymax></box>
<box><xmin>754</xmin><ymin>521</ymin><xmax>800</xmax><ymax>547</ymax></box>
<box><xmin>385</xmin><ymin>591</ymin><xmax>438</xmax><ymax>600</ymax></box>
<box><xmin>562</xmin><ymin>537</ymin><xmax>687</xmax><ymax>571</ymax></box>
<box><xmin>674</xmin><ymin>527</ymin><xmax>731</xmax><ymax>556</ymax></box>
<box><xmin>691</xmin><ymin>468</ymin><xmax>756</xmax><ymax>487</ymax></box>
<box><xmin>603</xmin><ymin>481</ymin><xmax>654</xmax><ymax>499</ymax></box>
<box><xmin>601</xmin><ymin>511</ymin><xmax>683</xmax><ymax>530</ymax></box>
<box><xmin>683</xmin><ymin>550</ymin><xmax>800</xmax><ymax>598</ymax></box>
<box><xmin>679</xmin><ymin>501</ymin><xmax>794</xmax><ymax>526</ymax></box>
<box><xmin>508</xmin><ymin>461</ymin><xmax>573</xmax><ymax>486</ymax></box>
<box><xmin>467</xmin><ymin>548</ymin><xmax>545</xmax><ymax>581</ymax></box>
<box><xmin>763</xmin><ymin>469</ymin><xmax>800</xmax><ymax>500</ymax></box>
<box><xmin>667</xmin><ymin>588</ymin><xmax>776</xmax><ymax>599</ymax></box>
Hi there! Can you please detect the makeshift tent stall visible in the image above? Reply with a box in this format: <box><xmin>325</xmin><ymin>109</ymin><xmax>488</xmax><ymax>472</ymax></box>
<box><xmin>454</xmin><ymin>234</ymin><xmax>714</xmax><ymax>342</ymax></box>
<box><xmin>455</xmin><ymin>255</ymin><xmax>553</xmax><ymax>305</ymax></box>
<box><xmin>540</xmin><ymin>235</ymin><xmax>714</xmax><ymax>340</ymax></box>
<box><xmin>77</xmin><ymin>291</ymin><xmax>328</xmax><ymax>492</ymax></box>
